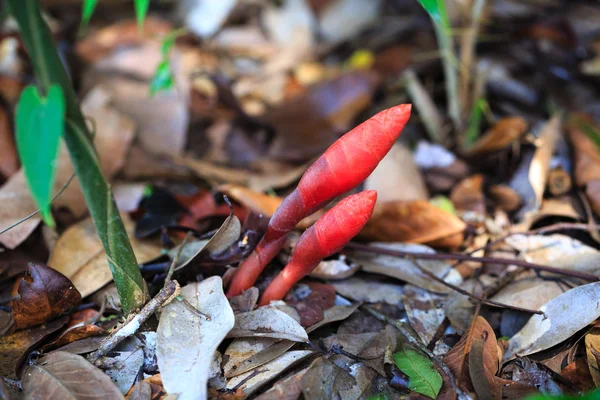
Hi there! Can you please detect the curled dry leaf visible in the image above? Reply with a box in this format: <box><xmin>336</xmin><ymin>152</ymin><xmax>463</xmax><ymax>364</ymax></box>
<box><xmin>227</xmin><ymin>308</ymin><xmax>309</xmax><ymax>342</ymax></box>
<box><xmin>48</xmin><ymin>214</ymin><xmax>161</xmax><ymax>298</ymax></box>
<box><xmin>529</xmin><ymin>116</ymin><xmax>561</xmax><ymax>209</ymax></box>
<box><xmin>226</xmin><ymin>350</ymin><xmax>314</xmax><ymax>397</ymax></box>
<box><xmin>157</xmin><ymin>277</ymin><xmax>235</xmax><ymax>400</ymax></box>
<box><xmin>359</xmin><ymin>200</ymin><xmax>466</xmax><ymax>248</ymax></box>
<box><xmin>468</xmin><ymin>116</ymin><xmax>528</xmax><ymax>155</ymax></box>
<box><xmin>350</xmin><ymin>242</ymin><xmax>453</xmax><ymax>293</ymax></box>
<box><xmin>567</xmin><ymin>115</ymin><xmax>600</xmax><ymax>215</ymax></box>
<box><xmin>443</xmin><ymin>316</ymin><xmax>502</xmax><ymax>395</ymax></box>
<box><xmin>0</xmin><ymin>316</ymin><xmax>67</xmax><ymax>379</ymax></box>
<box><xmin>450</xmin><ymin>174</ymin><xmax>485</xmax><ymax>215</ymax></box>
<box><xmin>12</xmin><ymin>263</ymin><xmax>81</xmax><ymax>330</ymax></box>
<box><xmin>506</xmin><ymin>282</ymin><xmax>600</xmax><ymax>360</ymax></box>
<box><xmin>22</xmin><ymin>351</ymin><xmax>124</xmax><ymax>399</ymax></box>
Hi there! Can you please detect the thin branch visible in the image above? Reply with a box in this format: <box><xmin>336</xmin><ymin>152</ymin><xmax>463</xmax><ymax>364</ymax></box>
<box><xmin>410</xmin><ymin>258</ymin><xmax>543</xmax><ymax>315</ymax></box>
<box><xmin>345</xmin><ymin>242</ymin><xmax>600</xmax><ymax>282</ymax></box>
<box><xmin>88</xmin><ymin>280</ymin><xmax>180</xmax><ymax>364</ymax></box>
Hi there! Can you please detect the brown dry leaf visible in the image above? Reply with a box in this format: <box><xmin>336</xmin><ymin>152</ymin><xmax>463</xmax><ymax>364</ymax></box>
<box><xmin>0</xmin><ymin>105</ymin><xmax>18</xmax><ymax>180</ymax></box>
<box><xmin>529</xmin><ymin>116</ymin><xmax>561</xmax><ymax>209</ymax></box>
<box><xmin>228</xmin><ymin>308</ymin><xmax>309</xmax><ymax>342</ymax></box>
<box><xmin>223</xmin><ymin>338</ymin><xmax>293</xmax><ymax>378</ymax></box>
<box><xmin>332</xmin><ymin>277</ymin><xmax>404</xmax><ymax>305</ymax></box>
<box><xmin>48</xmin><ymin>214</ymin><xmax>161</xmax><ymax>298</ymax></box>
<box><xmin>585</xmin><ymin>328</ymin><xmax>600</xmax><ymax>386</ymax></box>
<box><xmin>561</xmin><ymin>358</ymin><xmax>596</xmax><ymax>392</ymax></box>
<box><xmin>489</xmin><ymin>184</ymin><xmax>522</xmax><ymax>212</ymax></box>
<box><xmin>0</xmin><ymin>316</ymin><xmax>68</xmax><ymax>379</ymax></box>
<box><xmin>301</xmin><ymin>356</ymin><xmax>355</xmax><ymax>400</ymax></box>
<box><xmin>403</xmin><ymin>285</ymin><xmax>446</xmax><ymax>345</ymax></box>
<box><xmin>450</xmin><ymin>174</ymin><xmax>485</xmax><ymax>215</ymax></box>
<box><xmin>265</xmin><ymin>70</ymin><xmax>378</xmax><ymax>161</ymax></box>
<box><xmin>12</xmin><ymin>263</ymin><xmax>81</xmax><ymax>330</ymax></box>
<box><xmin>364</xmin><ymin>143</ymin><xmax>429</xmax><ymax>203</ymax></box>
<box><xmin>255</xmin><ymin>367</ymin><xmax>308</xmax><ymax>400</ymax></box>
<box><xmin>468</xmin><ymin>116</ymin><xmax>528</xmax><ymax>155</ymax></box>
<box><xmin>218</xmin><ymin>184</ymin><xmax>282</xmax><ymax>217</ymax></box>
<box><xmin>285</xmin><ymin>282</ymin><xmax>336</xmax><ymax>327</ymax></box>
<box><xmin>360</xmin><ymin>200</ymin><xmax>466</xmax><ymax>248</ymax></box>
<box><xmin>567</xmin><ymin>116</ymin><xmax>600</xmax><ymax>215</ymax></box>
<box><xmin>22</xmin><ymin>351</ymin><xmax>124</xmax><ymax>399</ymax></box>
<box><xmin>443</xmin><ymin>316</ymin><xmax>502</xmax><ymax>394</ymax></box>
<box><xmin>0</xmin><ymin>87</ymin><xmax>136</xmax><ymax>249</ymax></box>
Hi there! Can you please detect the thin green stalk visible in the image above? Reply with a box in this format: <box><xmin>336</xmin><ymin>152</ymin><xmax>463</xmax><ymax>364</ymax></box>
<box><xmin>434</xmin><ymin>23</ymin><xmax>461</xmax><ymax>130</ymax></box>
<box><xmin>7</xmin><ymin>0</ymin><xmax>148</xmax><ymax>314</ymax></box>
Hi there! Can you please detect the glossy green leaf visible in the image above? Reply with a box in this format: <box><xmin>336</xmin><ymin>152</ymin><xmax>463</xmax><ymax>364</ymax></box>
<box><xmin>417</xmin><ymin>0</ymin><xmax>449</xmax><ymax>28</ymax></box>
<box><xmin>81</xmin><ymin>0</ymin><xmax>98</xmax><ymax>29</ymax></box>
<box><xmin>393</xmin><ymin>347</ymin><xmax>442</xmax><ymax>399</ymax></box>
<box><xmin>8</xmin><ymin>0</ymin><xmax>148</xmax><ymax>314</ymax></box>
<box><xmin>134</xmin><ymin>0</ymin><xmax>150</xmax><ymax>32</ymax></box>
<box><xmin>15</xmin><ymin>85</ymin><xmax>65</xmax><ymax>227</ymax></box>
<box><xmin>149</xmin><ymin>60</ymin><xmax>174</xmax><ymax>95</ymax></box>
<box><xmin>430</xmin><ymin>195</ymin><xmax>457</xmax><ymax>215</ymax></box>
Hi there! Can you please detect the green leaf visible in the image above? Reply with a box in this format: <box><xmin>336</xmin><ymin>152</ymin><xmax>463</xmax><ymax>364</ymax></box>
<box><xmin>149</xmin><ymin>60</ymin><xmax>174</xmax><ymax>95</ymax></box>
<box><xmin>81</xmin><ymin>0</ymin><xmax>98</xmax><ymax>29</ymax></box>
<box><xmin>15</xmin><ymin>85</ymin><xmax>65</xmax><ymax>227</ymax></box>
<box><xmin>393</xmin><ymin>346</ymin><xmax>442</xmax><ymax>399</ymax></box>
<box><xmin>430</xmin><ymin>195</ymin><xmax>457</xmax><ymax>215</ymax></box>
<box><xmin>367</xmin><ymin>395</ymin><xmax>387</xmax><ymax>400</ymax></box>
<box><xmin>524</xmin><ymin>388</ymin><xmax>600</xmax><ymax>400</ymax></box>
<box><xmin>417</xmin><ymin>0</ymin><xmax>449</xmax><ymax>28</ymax></box>
<box><xmin>465</xmin><ymin>97</ymin><xmax>487</xmax><ymax>147</ymax></box>
<box><xmin>134</xmin><ymin>0</ymin><xmax>150</xmax><ymax>32</ymax></box>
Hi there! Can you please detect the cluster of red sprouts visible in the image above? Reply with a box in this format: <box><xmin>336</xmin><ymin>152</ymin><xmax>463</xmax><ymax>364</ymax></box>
<box><xmin>227</xmin><ymin>104</ymin><xmax>412</xmax><ymax>304</ymax></box>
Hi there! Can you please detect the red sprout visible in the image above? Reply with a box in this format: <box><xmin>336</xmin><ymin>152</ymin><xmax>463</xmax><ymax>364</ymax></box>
<box><xmin>227</xmin><ymin>104</ymin><xmax>411</xmax><ymax>297</ymax></box>
<box><xmin>259</xmin><ymin>190</ymin><xmax>377</xmax><ymax>305</ymax></box>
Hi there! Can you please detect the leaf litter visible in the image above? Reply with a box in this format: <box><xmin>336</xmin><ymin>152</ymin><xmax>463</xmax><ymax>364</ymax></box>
<box><xmin>5</xmin><ymin>0</ymin><xmax>600</xmax><ymax>399</ymax></box>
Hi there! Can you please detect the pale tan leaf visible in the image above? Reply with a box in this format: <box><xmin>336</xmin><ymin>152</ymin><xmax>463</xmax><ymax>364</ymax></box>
<box><xmin>228</xmin><ymin>308</ymin><xmax>309</xmax><ymax>342</ymax></box>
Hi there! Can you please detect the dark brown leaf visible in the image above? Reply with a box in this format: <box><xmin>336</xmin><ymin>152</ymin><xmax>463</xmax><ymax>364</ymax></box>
<box><xmin>468</xmin><ymin>117</ymin><xmax>528</xmax><ymax>155</ymax></box>
<box><xmin>0</xmin><ymin>105</ymin><xmax>18</xmax><ymax>180</ymax></box>
<box><xmin>450</xmin><ymin>174</ymin><xmax>486</xmax><ymax>215</ymax></box>
<box><xmin>285</xmin><ymin>282</ymin><xmax>336</xmax><ymax>327</ymax></box>
<box><xmin>12</xmin><ymin>263</ymin><xmax>81</xmax><ymax>330</ymax></box>
<box><xmin>22</xmin><ymin>351</ymin><xmax>124</xmax><ymax>399</ymax></box>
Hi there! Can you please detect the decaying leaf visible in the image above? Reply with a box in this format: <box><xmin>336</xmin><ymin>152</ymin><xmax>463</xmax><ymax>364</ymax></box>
<box><xmin>403</xmin><ymin>285</ymin><xmax>446</xmax><ymax>345</ymax></box>
<box><xmin>360</xmin><ymin>200</ymin><xmax>466</xmax><ymax>248</ymax></box>
<box><xmin>450</xmin><ymin>174</ymin><xmax>485</xmax><ymax>215</ymax></box>
<box><xmin>305</xmin><ymin>303</ymin><xmax>361</xmax><ymax>333</ymax></box>
<box><xmin>22</xmin><ymin>351</ymin><xmax>124</xmax><ymax>399</ymax></box>
<box><xmin>12</xmin><ymin>263</ymin><xmax>81</xmax><ymax>330</ymax></box>
<box><xmin>228</xmin><ymin>308</ymin><xmax>309</xmax><ymax>342</ymax></box>
<box><xmin>0</xmin><ymin>316</ymin><xmax>67</xmax><ymax>379</ymax></box>
<box><xmin>444</xmin><ymin>316</ymin><xmax>502</xmax><ymax>395</ymax></box>
<box><xmin>585</xmin><ymin>328</ymin><xmax>600</xmax><ymax>386</ymax></box>
<box><xmin>350</xmin><ymin>242</ymin><xmax>453</xmax><ymax>293</ymax></box>
<box><xmin>506</xmin><ymin>282</ymin><xmax>600</xmax><ymax>360</ymax></box>
<box><xmin>226</xmin><ymin>350</ymin><xmax>314</xmax><ymax>397</ymax></box>
<box><xmin>157</xmin><ymin>277</ymin><xmax>235</xmax><ymax>400</ymax></box>
<box><xmin>468</xmin><ymin>116</ymin><xmax>528</xmax><ymax>155</ymax></box>
<box><xmin>528</xmin><ymin>116</ymin><xmax>560</xmax><ymax>209</ymax></box>
<box><xmin>332</xmin><ymin>277</ymin><xmax>404</xmax><ymax>305</ymax></box>
<box><xmin>223</xmin><ymin>338</ymin><xmax>292</xmax><ymax>378</ymax></box>
<box><xmin>0</xmin><ymin>105</ymin><xmax>18</xmax><ymax>180</ymax></box>
<box><xmin>301</xmin><ymin>356</ymin><xmax>355</xmax><ymax>400</ymax></box>
<box><xmin>48</xmin><ymin>215</ymin><xmax>161</xmax><ymax>298</ymax></box>
<box><xmin>255</xmin><ymin>367</ymin><xmax>308</xmax><ymax>400</ymax></box>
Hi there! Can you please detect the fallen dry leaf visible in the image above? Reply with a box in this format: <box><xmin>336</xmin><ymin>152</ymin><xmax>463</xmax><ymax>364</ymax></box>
<box><xmin>255</xmin><ymin>367</ymin><xmax>308</xmax><ymax>400</ymax></box>
<box><xmin>223</xmin><ymin>338</ymin><xmax>293</xmax><ymax>378</ymax></box>
<box><xmin>529</xmin><ymin>116</ymin><xmax>560</xmax><ymax>209</ymax></box>
<box><xmin>0</xmin><ymin>105</ymin><xmax>18</xmax><ymax>180</ymax></box>
<box><xmin>506</xmin><ymin>282</ymin><xmax>600</xmax><ymax>360</ymax></box>
<box><xmin>364</xmin><ymin>143</ymin><xmax>429</xmax><ymax>203</ymax></box>
<box><xmin>567</xmin><ymin>115</ymin><xmax>600</xmax><ymax>215</ymax></box>
<box><xmin>360</xmin><ymin>200</ymin><xmax>466</xmax><ymax>248</ymax></box>
<box><xmin>285</xmin><ymin>282</ymin><xmax>336</xmax><ymax>327</ymax></box>
<box><xmin>403</xmin><ymin>285</ymin><xmax>446</xmax><ymax>345</ymax></box>
<box><xmin>468</xmin><ymin>116</ymin><xmax>528</xmax><ymax>155</ymax></box>
<box><xmin>228</xmin><ymin>308</ymin><xmax>309</xmax><ymax>342</ymax></box>
<box><xmin>350</xmin><ymin>242</ymin><xmax>454</xmax><ymax>293</ymax></box>
<box><xmin>12</xmin><ymin>263</ymin><xmax>81</xmax><ymax>330</ymax></box>
<box><xmin>443</xmin><ymin>316</ymin><xmax>502</xmax><ymax>395</ymax></box>
<box><xmin>218</xmin><ymin>184</ymin><xmax>282</xmax><ymax>217</ymax></box>
<box><xmin>301</xmin><ymin>356</ymin><xmax>355</xmax><ymax>399</ymax></box>
<box><xmin>0</xmin><ymin>316</ymin><xmax>67</xmax><ymax>379</ymax></box>
<box><xmin>48</xmin><ymin>214</ymin><xmax>161</xmax><ymax>298</ymax></box>
<box><xmin>585</xmin><ymin>328</ymin><xmax>600</xmax><ymax>387</ymax></box>
<box><xmin>450</xmin><ymin>174</ymin><xmax>485</xmax><ymax>215</ymax></box>
<box><xmin>157</xmin><ymin>277</ymin><xmax>235</xmax><ymax>400</ymax></box>
<box><xmin>22</xmin><ymin>351</ymin><xmax>124</xmax><ymax>399</ymax></box>
<box><xmin>332</xmin><ymin>277</ymin><xmax>404</xmax><ymax>305</ymax></box>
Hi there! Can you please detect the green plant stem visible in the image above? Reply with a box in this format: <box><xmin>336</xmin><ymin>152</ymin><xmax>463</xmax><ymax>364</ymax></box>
<box><xmin>7</xmin><ymin>0</ymin><xmax>148</xmax><ymax>314</ymax></box>
<box><xmin>434</xmin><ymin>22</ymin><xmax>461</xmax><ymax>131</ymax></box>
